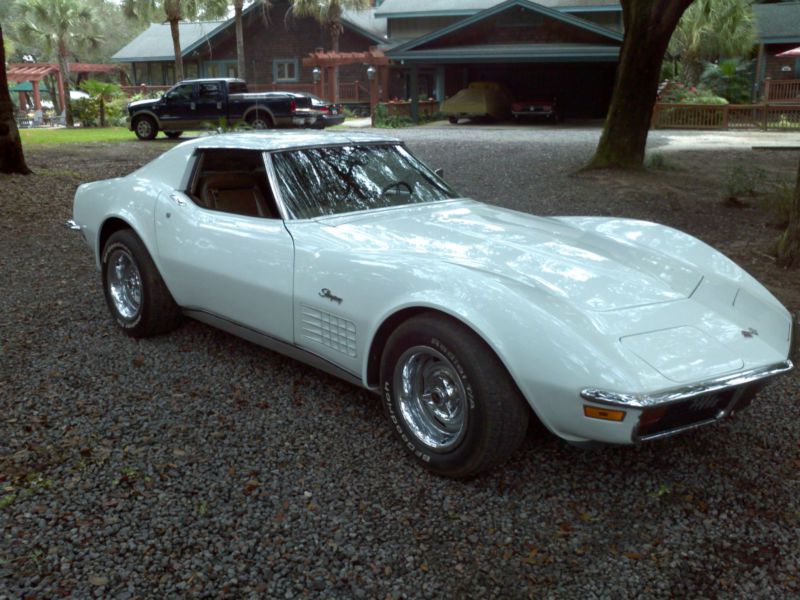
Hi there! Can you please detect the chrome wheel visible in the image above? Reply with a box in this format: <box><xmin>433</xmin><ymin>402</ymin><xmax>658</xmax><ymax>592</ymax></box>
<box><xmin>135</xmin><ymin>118</ymin><xmax>153</xmax><ymax>139</ymax></box>
<box><xmin>107</xmin><ymin>249</ymin><xmax>142</xmax><ymax>320</ymax></box>
<box><xmin>394</xmin><ymin>346</ymin><xmax>468</xmax><ymax>451</ymax></box>
<box><xmin>249</xmin><ymin>116</ymin><xmax>269</xmax><ymax>129</ymax></box>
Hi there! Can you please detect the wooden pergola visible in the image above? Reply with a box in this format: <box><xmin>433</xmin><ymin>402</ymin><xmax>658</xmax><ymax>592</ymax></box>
<box><xmin>302</xmin><ymin>46</ymin><xmax>389</xmax><ymax>113</ymax></box>
<box><xmin>7</xmin><ymin>63</ymin><xmax>122</xmax><ymax>113</ymax></box>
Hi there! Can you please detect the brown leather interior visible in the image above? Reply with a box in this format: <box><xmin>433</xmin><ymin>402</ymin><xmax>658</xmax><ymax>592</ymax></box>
<box><xmin>197</xmin><ymin>172</ymin><xmax>272</xmax><ymax>217</ymax></box>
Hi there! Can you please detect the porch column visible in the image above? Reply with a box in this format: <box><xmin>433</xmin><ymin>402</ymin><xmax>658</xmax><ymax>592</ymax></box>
<box><xmin>327</xmin><ymin>67</ymin><xmax>336</xmax><ymax>103</ymax></box>
<box><xmin>435</xmin><ymin>65</ymin><xmax>445</xmax><ymax>102</ymax></box>
<box><xmin>32</xmin><ymin>80</ymin><xmax>42</xmax><ymax>111</ymax></box>
<box><xmin>369</xmin><ymin>70</ymin><xmax>378</xmax><ymax>117</ymax></box>
<box><xmin>18</xmin><ymin>91</ymin><xmax>28</xmax><ymax>109</ymax></box>
<box><xmin>379</xmin><ymin>66</ymin><xmax>389</xmax><ymax>102</ymax></box>
<box><xmin>410</xmin><ymin>64</ymin><xmax>419</xmax><ymax>124</ymax></box>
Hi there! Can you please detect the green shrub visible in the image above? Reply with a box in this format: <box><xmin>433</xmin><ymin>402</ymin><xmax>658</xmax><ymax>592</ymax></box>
<box><xmin>71</xmin><ymin>97</ymin><xmax>99</xmax><ymax>127</ymax></box>
<box><xmin>724</xmin><ymin>164</ymin><xmax>766</xmax><ymax>199</ymax></box>
<box><xmin>661</xmin><ymin>83</ymin><xmax>728</xmax><ymax>105</ymax></box>
<box><xmin>761</xmin><ymin>179</ymin><xmax>793</xmax><ymax>226</ymax></box>
<box><xmin>700</xmin><ymin>59</ymin><xmax>753</xmax><ymax>104</ymax></box>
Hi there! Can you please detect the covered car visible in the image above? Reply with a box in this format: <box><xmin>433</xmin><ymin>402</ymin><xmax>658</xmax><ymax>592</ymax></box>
<box><xmin>442</xmin><ymin>82</ymin><xmax>512</xmax><ymax>123</ymax></box>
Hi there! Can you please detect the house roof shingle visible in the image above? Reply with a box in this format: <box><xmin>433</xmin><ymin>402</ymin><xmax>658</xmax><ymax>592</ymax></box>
<box><xmin>753</xmin><ymin>2</ymin><xmax>800</xmax><ymax>43</ymax></box>
<box><xmin>375</xmin><ymin>0</ymin><xmax>620</xmax><ymax>18</ymax></box>
<box><xmin>111</xmin><ymin>21</ymin><xmax>228</xmax><ymax>62</ymax></box>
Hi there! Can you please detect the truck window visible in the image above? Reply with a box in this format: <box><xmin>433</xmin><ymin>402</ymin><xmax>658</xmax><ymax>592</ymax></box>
<box><xmin>199</xmin><ymin>83</ymin><xmax>222</xmax><ymax>98</ymax></box>
<box><xmin>165</xmin><ymin>83</ymin><xmax>193</xmax><ymax>101</ymax></box>
<box><xmin>228</xmin><ymin>81</ymin><xmax>248</xmax><ymax>94</ymax></box>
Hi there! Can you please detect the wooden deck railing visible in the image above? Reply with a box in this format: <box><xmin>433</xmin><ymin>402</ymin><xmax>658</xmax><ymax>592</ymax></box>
<box><xmin>764</xmin><ymin>79</ymin><xmax>800</xmax><ymax>103</ymax></box>
<box><xmin>652</xmin><ymin>103</ymin><xmax>800</xmax><ymax>130</ymax></box>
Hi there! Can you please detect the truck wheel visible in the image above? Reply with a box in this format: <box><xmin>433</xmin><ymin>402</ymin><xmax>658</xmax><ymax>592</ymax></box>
<box><xmin>247</xmin><ymin>112</ymin><xmax>272</xmax><ymax>130</ymax></box>
<box><xmin>133</xmin><ymin>116</ymin><xmax>157</xmax><ymax>140</ymax></box>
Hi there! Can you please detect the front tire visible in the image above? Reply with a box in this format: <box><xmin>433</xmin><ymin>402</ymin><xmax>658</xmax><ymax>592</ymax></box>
<box><xmin>381</xmin><ymin>314</ymin><xmax>529</xmax><ymax>478</ymax></box>
<box><xmin>133</xmin><ymin>115</ymin><xmax>157</xmax><ymax>140</ymax></box>
<box><xmin>448</xmin><ymin>116</ymin><xmax>459</xmax><ymax>124</ymax></box>
<box><xmin>102</xmin><ymin>229</ymin><xmax>181</xmax><ymax>338</ymax></box>
<box><xmin>164</xmin><ymin>130</ymin><xmax>182</xmax><ymax>139</ymax></box>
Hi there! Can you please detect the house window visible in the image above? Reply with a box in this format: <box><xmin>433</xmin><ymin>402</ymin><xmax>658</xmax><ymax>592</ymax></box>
<box><xmin>274</xmin><ymin>59</ymin><xmax>299</xmax><ymax>83</ymax></box>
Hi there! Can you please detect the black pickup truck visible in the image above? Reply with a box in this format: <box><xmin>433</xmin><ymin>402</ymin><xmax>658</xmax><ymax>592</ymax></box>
<box><xmin>127</xmin><ymin>78</ymin><xmax>315</xmax><ymax>140</ymax></box>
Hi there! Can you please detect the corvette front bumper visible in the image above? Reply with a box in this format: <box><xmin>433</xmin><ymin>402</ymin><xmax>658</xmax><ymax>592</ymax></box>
<box><xmin>581</xmin><ymin>358</ymin><xmax>794</xmax><ymax>442</ymax></box>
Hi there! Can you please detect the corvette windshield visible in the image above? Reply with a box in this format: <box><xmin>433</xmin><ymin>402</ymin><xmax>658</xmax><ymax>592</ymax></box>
<box><xmin>271</xmin><ymin>144</ymin><xmax>458</xmax><ymax>219</ymax></box>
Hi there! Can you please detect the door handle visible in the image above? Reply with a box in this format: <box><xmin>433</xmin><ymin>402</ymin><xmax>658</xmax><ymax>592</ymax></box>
<box><xmin>170</xmin><ymin>194</ymin><xmax>187</xmax><ymax>206</ymax></box>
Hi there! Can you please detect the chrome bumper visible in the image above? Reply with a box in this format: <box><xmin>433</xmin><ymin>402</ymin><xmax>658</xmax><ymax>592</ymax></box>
<box><xmin>580</xmin><ymin>360</ymin><xmax>793</xmax><ymax>409</ymax></box>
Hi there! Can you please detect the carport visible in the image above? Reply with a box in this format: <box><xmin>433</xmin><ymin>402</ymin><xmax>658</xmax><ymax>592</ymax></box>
<box><xmin>385</xmin><ymin>0</ymin><xmax>622</xmax><ymax>121</ymax></box>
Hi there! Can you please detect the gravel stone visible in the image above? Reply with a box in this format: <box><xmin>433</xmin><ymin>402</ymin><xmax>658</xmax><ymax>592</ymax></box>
<box><xmin>1</xmin><ymin>126</ymin><xmax>798</xmax><ymax>598</ymax></box>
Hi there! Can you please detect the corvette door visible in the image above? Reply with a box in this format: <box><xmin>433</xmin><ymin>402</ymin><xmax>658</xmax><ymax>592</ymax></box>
<box><xmin>153</xmin><ymin>149</ymin><xmax>294</xmax><ymax>342</ymax></box>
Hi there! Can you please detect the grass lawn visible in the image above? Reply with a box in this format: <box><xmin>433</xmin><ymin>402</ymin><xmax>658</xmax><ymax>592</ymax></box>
<box><xmin>19</xmin><ymin>127</ymin><xmax>136</xmax><ymax>146</ymax></box>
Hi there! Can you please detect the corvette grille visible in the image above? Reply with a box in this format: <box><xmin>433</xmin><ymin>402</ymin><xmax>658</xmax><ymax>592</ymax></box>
<box><xmin>301</xmin><ymin>305</ymin><xmax>357</xmax><ymax>357</ymax></box>
<box><xmin>636</xmin><ymin>381</ymin><xmax>766</xmax><ymax>441</ymax></box>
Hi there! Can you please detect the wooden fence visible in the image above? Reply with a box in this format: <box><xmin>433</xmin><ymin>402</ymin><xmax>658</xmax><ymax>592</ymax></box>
<box><xmin>652</xmin><ymin>103</ymin><xmax>800</xmax><ymax>130</ymax></box>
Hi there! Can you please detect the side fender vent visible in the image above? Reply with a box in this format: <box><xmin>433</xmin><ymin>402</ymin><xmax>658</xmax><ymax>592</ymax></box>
<box><xmin>301</xmin><ymin>305</ymin><xmax>357</xmax><ymax>358</ymax></box>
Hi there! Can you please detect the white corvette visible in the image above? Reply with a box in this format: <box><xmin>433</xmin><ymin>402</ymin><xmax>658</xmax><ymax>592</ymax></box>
<box><xmin>69</xmin><ymin>132</ymin><xmax>797</xmax><ymax>477</ymax></box>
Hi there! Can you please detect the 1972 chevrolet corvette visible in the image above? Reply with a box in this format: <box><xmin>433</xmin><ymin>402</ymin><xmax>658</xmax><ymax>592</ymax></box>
<box><xmin>69</xmin><ymin>132</ymin><xmax>797</xmax><ymax>478</ymax></box>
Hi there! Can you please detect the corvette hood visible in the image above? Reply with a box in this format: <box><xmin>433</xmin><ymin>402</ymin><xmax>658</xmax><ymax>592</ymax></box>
<box><xmin>317</xmin><ymin>200</ymin><xmax>703</xmax><ymax>312</ymax></box>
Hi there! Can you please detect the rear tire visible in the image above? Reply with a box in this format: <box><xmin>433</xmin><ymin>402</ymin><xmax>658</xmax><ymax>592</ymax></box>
<box><xmin>381</xmin><ymin>314</ymin><xmax>529</xmax><ymax>478</ymax></box>
<box><xmin>102</xmin><ymin>229</ymin><xmax>182</xmax><ymax>338</ymax></box>
<box><xmin>164</xmin><ymin>131</ymin><xmax>182</xmax><ymax>139</ymax></box>
<box><xmin>247</xmin><ymin>112</ymin><xmax>272</xmax><ymax>130</ymax></box>
<box><xmin>133</xmin><ymin>115</ymin><xmax>157</xmax><ymax>140</ymax></box>
<box><xmin>448</xmin><ymin>116</ymin><xmax>458</xmax><ymax>124</ymax></box>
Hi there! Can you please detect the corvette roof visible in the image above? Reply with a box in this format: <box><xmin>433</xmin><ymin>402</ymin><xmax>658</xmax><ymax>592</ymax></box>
<box><xmin>182</xmin><ymin>131</ymin><xmax>400</xmax><ymax>152</ymax></box>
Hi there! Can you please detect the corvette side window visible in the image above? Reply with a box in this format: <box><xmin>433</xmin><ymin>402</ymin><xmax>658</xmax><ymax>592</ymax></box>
<box><xmin>189</xmin><ymin>150</ymin><xmax>279</xmax><ymax>219</ymax></box>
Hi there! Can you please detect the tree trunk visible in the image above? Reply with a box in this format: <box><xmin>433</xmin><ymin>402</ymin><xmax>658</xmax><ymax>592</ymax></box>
<box><xmin>588</xmin><ymin>0</ymin><xmax>694</xmax><ymax>169</ymax></box>
<box><xmin>169</xmin><ymin>17</ymin><xmax>184</xmax><ymax>82</ymax></box>
<box><xmin>0</xmin><ymin>25</ymin><xmax>31</xmax><ymax>175</ymax></box>
<box><xmin>58</xmin><ymin>40</ymin><xmax>74</xmax><ymax>128</ymax></box>
<box><xmin>235</xmin><ymin>0</ymin><xmax>245</xmax><ymax>80</ymax></box>
<box><xmin>99</xmin><ymin>99</ymin><xmax>106</xmax><ymax>127</ymax></box>
<box><xmin>329</xmin><ymin>6</ymin><xmax>343</xmax><ymax>103</ymax></box>
<box><xmin>776</xmin><ymin>160</ymin><xmax>800</xmax><ymax>268</ymax></box>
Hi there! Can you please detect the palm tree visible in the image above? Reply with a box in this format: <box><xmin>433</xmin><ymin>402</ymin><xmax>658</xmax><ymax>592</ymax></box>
<box><xmin>80</xmin><ymin>79</ymin><xmax>122</xmax><ymax>127</ymax></box>
<box><xmin>18</xmin><ymin>0</ymin><xmax>102</xmax><ymax>128</ymax></box>
<box><xmin>667</xmin><ymin>0</ymin><xmax>756</xmax><ymax>86</ymax></box>
<box><xmin>123</xmin><ymin>0</ymin><xmax>227</xmax><ymax>83</ymax></box>
<box><xmin>0</xmin><ymin>24</ymin><xmax>31</xmax><ymax>174</ymax></box>
<box><xmin>291</xmin><ymin>0</ymin><xmax>369</xmax><ymax>101</ymax></box>
<box><xmin>231</xmin><ymin>1</ymin><xmax>270</xmax><ymax>81</ymax></box>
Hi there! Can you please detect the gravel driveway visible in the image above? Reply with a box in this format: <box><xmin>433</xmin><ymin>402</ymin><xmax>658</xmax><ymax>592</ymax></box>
<box><xmin>1</xmin><ymin>128</ymin><xmax>798</xmax><ymax>599</ymax></box>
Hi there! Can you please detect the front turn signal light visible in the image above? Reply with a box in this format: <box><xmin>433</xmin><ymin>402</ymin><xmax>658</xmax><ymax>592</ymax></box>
<box><xmin>583</xmin><ymin>405</ymin><xmax>626</xmax><ymax>422</ymax></box>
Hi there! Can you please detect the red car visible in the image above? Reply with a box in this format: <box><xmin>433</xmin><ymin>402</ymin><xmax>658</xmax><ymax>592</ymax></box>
<box><xmin>511</xmin><ymin>98</ymin><xmax>561</xmax><ymax>122</ymax></box>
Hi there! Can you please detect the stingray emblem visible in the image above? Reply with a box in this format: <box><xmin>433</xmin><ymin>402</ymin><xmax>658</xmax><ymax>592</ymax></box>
<box><xmin>319</xmin><ymin>288</ymin><xmax>343</xmax><ymax>305</ymax></box>
<box><xmin>741</xmin><ymin>328</ymin><xmax>759</xmax><ymax>338</ymax></box>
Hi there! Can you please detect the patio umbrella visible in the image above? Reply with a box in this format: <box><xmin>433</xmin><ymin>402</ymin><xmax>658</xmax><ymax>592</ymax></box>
<box><xmin>776</xmin><ymin>47</ymin><xmax>800</xmax><ymax>57</ymax></box>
